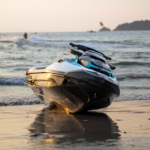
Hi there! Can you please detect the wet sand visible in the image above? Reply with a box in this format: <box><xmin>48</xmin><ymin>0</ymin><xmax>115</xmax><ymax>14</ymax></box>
<box><xmin>0</xmin><ymin>100</ymin><xmax>150</xmax><ymax>150</ymax></box>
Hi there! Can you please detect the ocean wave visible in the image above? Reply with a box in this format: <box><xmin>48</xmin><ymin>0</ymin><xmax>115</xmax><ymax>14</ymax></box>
<box><xmin>0</xmin><ymin>96</ymin><xmax>44</xmax><ymax>106</ymax></box>
<box><xmin>0</xmin><ymin>94</ymin><xmax>150</xmax><ymax>107</ymax></box>
<box><xmin>0</xmin><ymin>75</ymin><xmax>27</xmax><ymax>85</ymax></box>
<box><xmin>116</xmin><ymin>73</ymin><xmax>150</xmax><ymax>80</ymax></box>
<box><xmin>68</xmin><ymin>40</ymin><xmax>150</xmax><ymax>48</ymax></box>
<box><xmin>112</xmin><ymin>61</ymin><xmax>150</xmax><ymax>66</ymax></box>
<box><xmin>0</xmin><ymin>36</ymin><xmax>69</xmax><ymax>45</ymax></box>
<box><xmin>0</xmin><ymin>71</ymin><xmax>150</xmax><ymax>85</ymax></box>
<box><xmin>0</xmin><ymin>36</ymin><xmax>150</xmax><ymax>48</ymax></box>
<box><xmin>0</xmin><ymin>36</ymin><xmax>24</xmax><ymax>43</ymax></box>
<box><xmin>115</xmin><ymin>94</ymin><xmax>150</xmax><ymax>101</ymax></box>
<box><xmin>121</xmin><ymin>85</ymin><xmax>150</xmax><ymax>89</ymax></box>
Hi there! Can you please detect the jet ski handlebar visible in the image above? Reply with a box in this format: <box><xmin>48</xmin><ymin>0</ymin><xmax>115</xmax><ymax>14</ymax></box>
<box><xmin>70</xmin><ymin>43</ymin><xmax>111</xmax><ymax>60</ymax></box>
<box><xmin>70</xmin><ymin>49</ymin><xmax>82</xmax><ymax>57</ymax></box>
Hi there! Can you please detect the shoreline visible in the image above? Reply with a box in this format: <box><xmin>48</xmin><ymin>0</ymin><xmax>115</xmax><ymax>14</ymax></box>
<box><xmin>0</xmin><ymin>100</ymin><xmax>150</xmax><ymax>149</ymax></box>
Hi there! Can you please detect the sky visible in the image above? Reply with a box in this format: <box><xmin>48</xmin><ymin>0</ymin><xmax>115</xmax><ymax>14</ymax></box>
<box><xmin>0</xmin><ymin>0</ymin><xmax>150</xmax><ymax>32</ymax></box>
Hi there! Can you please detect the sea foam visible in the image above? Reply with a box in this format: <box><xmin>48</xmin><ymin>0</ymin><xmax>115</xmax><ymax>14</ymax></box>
<box><xmin>0</xmin><ymin>75</ymin><xmax>28</xmax><ymax>85</ymax></box>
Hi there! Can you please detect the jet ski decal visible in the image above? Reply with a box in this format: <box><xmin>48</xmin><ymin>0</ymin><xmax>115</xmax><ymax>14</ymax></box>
<box><xmin>106</xmin><ymin>71</ymin><xmax>115</xmax><ymax>78</ymax></box>
<box><xmin>63</xmin><ymin>57</ymin><xmax>81</xmax><ymax>67</ymax></box>
<box><xmin>85</xmin><ymin>61</ymin><xmax>99</xmax><ymax>69</ymax></box>
<box><xmin>70</xmin><ymin>57</ymin><xmax>79</xmax><ymax>63</ymax></box>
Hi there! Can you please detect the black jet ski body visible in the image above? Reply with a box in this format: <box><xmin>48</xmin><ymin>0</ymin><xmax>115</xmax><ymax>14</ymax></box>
<box><xmin>25</xmin><ymin>43</ymin><xmax>120</xmax><ymax>113</ymax></box>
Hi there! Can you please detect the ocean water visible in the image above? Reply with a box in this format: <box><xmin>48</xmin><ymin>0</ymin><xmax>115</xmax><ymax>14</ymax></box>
<box><xmin>0</xmin><ymin>31</ymin><xmax>150</xmax><ymax>106</ymax></box>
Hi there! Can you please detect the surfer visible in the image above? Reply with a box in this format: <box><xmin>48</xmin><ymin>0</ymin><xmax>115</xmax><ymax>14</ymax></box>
<box><xmin>23</xmin><ymin>32</ymin><xmax>28</xmax><ymax>40</ymax></box>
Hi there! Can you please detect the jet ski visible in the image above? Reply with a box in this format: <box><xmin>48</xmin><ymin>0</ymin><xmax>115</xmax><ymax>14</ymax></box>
<box><xmin>25</xmin><ymin>43</ymin><xmax>120</xmax><ymax>113</ymax></box>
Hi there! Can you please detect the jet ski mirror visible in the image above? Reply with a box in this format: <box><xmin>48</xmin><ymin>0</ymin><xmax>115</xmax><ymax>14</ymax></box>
<box><xmin>104</xmin><ymin>56</ymin><xmax>111</xmax><ymax>60</ymax></box>
<box><xmin>70</xmin><ymin>49</ymin><xmax>83</xmax><ymax>57</ymax></box>
<box><xmin>109</xmin><ymin>64</ymin><xmax>116</xmax><ymax>70</ymax></box>
<box><xmin>70</xmin><ymin>43</ymin><xmax>111</xmax><ymax>60</ymax></box>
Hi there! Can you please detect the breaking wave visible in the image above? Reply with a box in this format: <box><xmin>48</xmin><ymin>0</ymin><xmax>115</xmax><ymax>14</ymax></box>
<box><xmin>0</xmin><ymin>36</ymin><xmax>69</xmax><ymax>45</ymax></box>
<box><xmin>0</xmin><ymin>72</ymin><xmax>150</xmax><ymax>85</ymax></box>
<box><xmin>0</xmin><ymin>94</ymin><xmax>150</xmax><ymax>107</ymax></box>
<box><xmin>0</xmin><ymin>75</ymin><xmax>28</xmax><ymax>85</ymax></box>
<box><xmin>115</xmin><ymin>73</ymin><xmax>150</xmax><ymax>80</ymax></box>
<box><xmin>115</xmin><ymin>94</ymin><xmax>150</xmax><ymax>102</ymax></box>
<box><xmin>112</xmin><ymin>62</ymin><xmax>150</xmax><ymax>66</ymax></box>
<box><xmin>0</xmin><ymin>95</ymin><xmax>44</xmax><ymax>106</ymax></box>
<box><xmin>0</xmin><ymin>36</ymin><xmax>150</xmax><ymax>48</ymax></box>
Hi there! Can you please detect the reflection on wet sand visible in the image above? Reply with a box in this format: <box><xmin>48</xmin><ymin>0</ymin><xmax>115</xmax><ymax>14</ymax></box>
<box><xmin>29</xmin><ymin>108</ymin><xmax>120</xmax><ymax>147</ymax></box>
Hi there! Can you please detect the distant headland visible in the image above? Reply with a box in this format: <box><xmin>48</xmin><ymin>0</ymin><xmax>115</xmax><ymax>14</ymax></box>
<box><xmin>98</xmin><ymin>20</ymin><xmax>150</xmax><ymax>31</ymax></box>
<box><xmin>113</xmin><ymin>20</ymin><xmax>150</xmax><ymax>31</ymax></box>
<box><xmin>99</xmin><ymin>27</ymin><xmax>111</xmax><ymax>31</ymax></box>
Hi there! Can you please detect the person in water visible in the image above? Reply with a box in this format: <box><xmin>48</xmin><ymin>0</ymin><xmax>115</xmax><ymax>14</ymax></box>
<box><xmin>23</xmin><ymin>32</ymin><xmax>28</xmax><ymax>40</ymax></box>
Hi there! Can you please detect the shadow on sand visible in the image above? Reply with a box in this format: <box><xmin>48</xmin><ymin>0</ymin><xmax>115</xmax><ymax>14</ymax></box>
<box><xmin>29</xmin><ymin>107</ymin><xmax>120</xmax><ymax>148</ymax></box>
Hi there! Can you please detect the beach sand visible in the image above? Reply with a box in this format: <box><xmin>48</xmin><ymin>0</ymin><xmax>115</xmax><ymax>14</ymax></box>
<box><xmin>0</xmin><ymin>100</ymin><xmax>150</xmax><ymax>150</ymax></box>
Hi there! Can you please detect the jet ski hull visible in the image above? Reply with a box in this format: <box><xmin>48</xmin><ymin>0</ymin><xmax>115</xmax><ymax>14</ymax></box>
<box><xmin>26</xmin><ymin>69</ymin><xmax>120</xmax><ymax>113</ymax></box>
